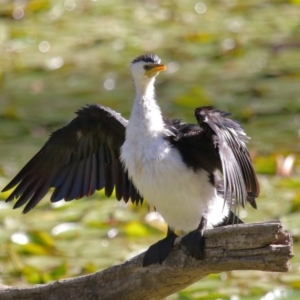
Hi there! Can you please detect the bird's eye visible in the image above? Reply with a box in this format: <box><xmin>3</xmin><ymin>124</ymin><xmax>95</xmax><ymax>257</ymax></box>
<box><xmin>143</xmin><ymin>65</ymin><xmax>151</xmax><ymax>71</ymax></box>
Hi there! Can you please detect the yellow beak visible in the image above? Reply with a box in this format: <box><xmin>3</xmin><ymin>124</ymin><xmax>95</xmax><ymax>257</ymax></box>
<box><xmin>146</xmin><ymin>64</ymin><xmax>167</xmax><ymax>77</ymax></box>
<box><xmin>152</xmin><ymin>64</ymin><xmax>167</xmax><ymax>72</ymax></box>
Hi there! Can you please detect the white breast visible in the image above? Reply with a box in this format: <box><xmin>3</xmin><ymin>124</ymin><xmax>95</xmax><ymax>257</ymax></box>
<box><xmin>121</xmin><ymin>130</ymin><xmax>224</xmax><ymax>231</ymax></box>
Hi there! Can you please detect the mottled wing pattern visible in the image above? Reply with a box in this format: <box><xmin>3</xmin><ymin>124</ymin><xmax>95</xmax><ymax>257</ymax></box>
<box><xmin>2</xmin><ymin>104</ymin><xmax>143</xmax><ymax>213</ymax></box>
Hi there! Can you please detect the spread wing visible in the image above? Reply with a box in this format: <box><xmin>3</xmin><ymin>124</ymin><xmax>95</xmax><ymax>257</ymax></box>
<box><xmin>2</xmin><ymin>104</ymin><xmax>143</xmax><ymax>213</ymax></box>
<box><xmin>194</xmin><ymin>106</ymin><xmax>259</xmax><ymax>211</ymax></box>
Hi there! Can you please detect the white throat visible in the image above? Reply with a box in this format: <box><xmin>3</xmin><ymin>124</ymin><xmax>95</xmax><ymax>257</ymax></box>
<box><xmin>133</xmin><ymin>76</ymin><xmax>156</xmax><ymax>100</ymax></box>
<box><xmin>130</xmin><ymin>76</ymin><xmax>165</xmax><ymax>137</ymax></box>
<box><xmin>121</xmin><ymin>74</ymin><xmax>171</xmax><ymax>180</ymax></box>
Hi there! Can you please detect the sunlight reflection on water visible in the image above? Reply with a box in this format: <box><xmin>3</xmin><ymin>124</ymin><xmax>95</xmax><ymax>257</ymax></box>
<box><xmin>195</xmin><ymin>2</ymin><xmax>207</xmax><ymax>15</ymax></box>
<box><xmin>260</xmin><ymin>287</ymin><xmax>290</xmax><ymax>300</ymax></box>
<box><xmin>104</xmin><ymin>79</ymin><xmax>115</xmax><ymax>91</ymax></box>
<box><xmin>64</xmin><ymin>0</ymin><xmax>76</xmax><ymax>11</ymax></box>
<box><xmin>11</xmin><ymin>232</ymin><xmax>29</xmax><ymax>245</ymax></box>
<box><xmin>39</xmin><ymin>41</ymin><xmax>50</xmax><ymax>53</ymax></box>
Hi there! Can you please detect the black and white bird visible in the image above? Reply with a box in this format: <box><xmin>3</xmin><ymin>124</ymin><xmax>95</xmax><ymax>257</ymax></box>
<box><xmin>2</xmin><ymin>54</ymin><xmax>259</xmax><ymax>266</ymax></box>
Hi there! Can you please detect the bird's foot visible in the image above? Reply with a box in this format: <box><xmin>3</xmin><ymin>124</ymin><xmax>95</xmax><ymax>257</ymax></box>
<box><xmin>180</xmin><ymin>229</ymin><xmax>205</xmax><ymax>260</ymax></box>
<box><xmin>143</xmin><ymin>230</ymin><xmax>178</xmax><ymax>266</ymax></box>
<box><xmin>180</xmin><ymin>216</ymin><xmax>207</xmax><ymax>260</ymax></box>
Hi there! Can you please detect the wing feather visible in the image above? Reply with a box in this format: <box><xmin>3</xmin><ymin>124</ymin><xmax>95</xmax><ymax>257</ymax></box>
<box><xmin>2</xmin><ymin>104</ymin><xmax>143</xmax><ymax>213</ymax></box>
<box><xmin>96</xmin><ymin>145</ymin><xmax>105</xmax><ymax>190</ymax></box>
<box><xmin>195</xmin><ymin>106</ymin><xmax>259</xmax><ymax>212</ymax></box>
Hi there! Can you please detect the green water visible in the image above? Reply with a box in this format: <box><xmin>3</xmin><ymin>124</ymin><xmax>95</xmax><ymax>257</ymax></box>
<box><xmin>0</xmin><ymin>0</ymin><xmax>299</xmax><ymax>299</ymax></box>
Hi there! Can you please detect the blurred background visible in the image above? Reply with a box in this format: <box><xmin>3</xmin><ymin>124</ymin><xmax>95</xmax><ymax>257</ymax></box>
<box><xmin>0</xmin><ymin>0</ymin><xmax>300</xmax><ymax>299</ymax></box>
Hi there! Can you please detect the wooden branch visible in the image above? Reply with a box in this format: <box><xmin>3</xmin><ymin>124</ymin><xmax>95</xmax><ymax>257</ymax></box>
<box><xmin>0</xmin><ymin>221</ymin><xmax>293</xmax><ymax>300</ymax></box>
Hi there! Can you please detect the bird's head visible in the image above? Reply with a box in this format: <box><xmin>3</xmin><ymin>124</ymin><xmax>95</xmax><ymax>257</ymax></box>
<box><xmin>131</xmin><ymin>54</ymin><xmax>166</xmax><ymax>93</ymax></box>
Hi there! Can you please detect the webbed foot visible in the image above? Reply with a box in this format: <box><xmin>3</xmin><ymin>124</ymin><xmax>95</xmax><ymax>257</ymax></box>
<box><xmin>180</xmin><ymin>216</ymin><xmax>207</xmax><ymax>260</ymax></box>
<box><xmin>143</xmin><ymin>228</ymin><xmax>178</xmax><ymax>266</ymax></box>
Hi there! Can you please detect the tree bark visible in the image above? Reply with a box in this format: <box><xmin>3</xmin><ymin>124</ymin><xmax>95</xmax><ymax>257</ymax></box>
<box><xmin>0</xmin><ymin>221</ymin><xmax>293</xmax><ymax>300</ymax></box>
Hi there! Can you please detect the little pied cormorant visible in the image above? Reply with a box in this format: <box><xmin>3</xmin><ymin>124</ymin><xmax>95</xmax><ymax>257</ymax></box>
<box><xmin>1</xmin><ymin>54</ymin><xmax>259</xmax><ymax>266</ymax></box>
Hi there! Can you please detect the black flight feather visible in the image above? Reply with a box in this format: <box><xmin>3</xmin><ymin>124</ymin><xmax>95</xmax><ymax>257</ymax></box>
<box><xmin>2</xmin><ymin>104</ymin><xmax>143</xmax><ymax>213</ymax></box>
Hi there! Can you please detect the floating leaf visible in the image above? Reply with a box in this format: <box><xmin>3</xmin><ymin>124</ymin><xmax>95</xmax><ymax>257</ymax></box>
<box><xmin>21</xmin><ymin>265</ymin><xmax>42</xmax><ymax>284</ymax></box>
<box><xmin>16</xmin><ymin>242</ymin><xmax>54</xmax><ymax>255</ymax></box>
<box><xmin>124</xmin><ymin>221</ymin><xmax>149</xmax><ymax>237</ymax></box>
<box><xmin>27</xmin><ymin>230</ymin><xmax>55</xmax><ymax>248</ymax></box>
<box><xmin>50</xmin><ymin>262</ymin><xmax>68</xmax><ymax>278</ymax></box>
<box><xmin>175</xmin><ymin>87</ymin><xmax>212</xmax><ymax>108</ymax></box>
<box><xmin>290</xmin><ymin>192</ymin><xmax>300</xmax><ymax>213</ymax></box>
<box><xmin>254</xmin><ymin>156</ymin><xmax>276</xmax><ymax>175</ymax></box>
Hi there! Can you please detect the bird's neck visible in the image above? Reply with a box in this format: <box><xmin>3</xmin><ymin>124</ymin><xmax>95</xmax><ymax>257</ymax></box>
<box><xmin>133</xmin><ymin>77</ymin><xmax>156</xmax><ymax>101</ymax></box>
<box><xmin>129</xmin><ymin>80</ymin><xmax>165</xmax><ymax>137</ymax></box>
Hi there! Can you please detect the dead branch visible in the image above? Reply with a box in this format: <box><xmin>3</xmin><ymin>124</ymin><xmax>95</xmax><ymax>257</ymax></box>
<box><xmin>0</xmin><ymin>221</ymin><xmax>293</xmax><ymax>300</ymax></box>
